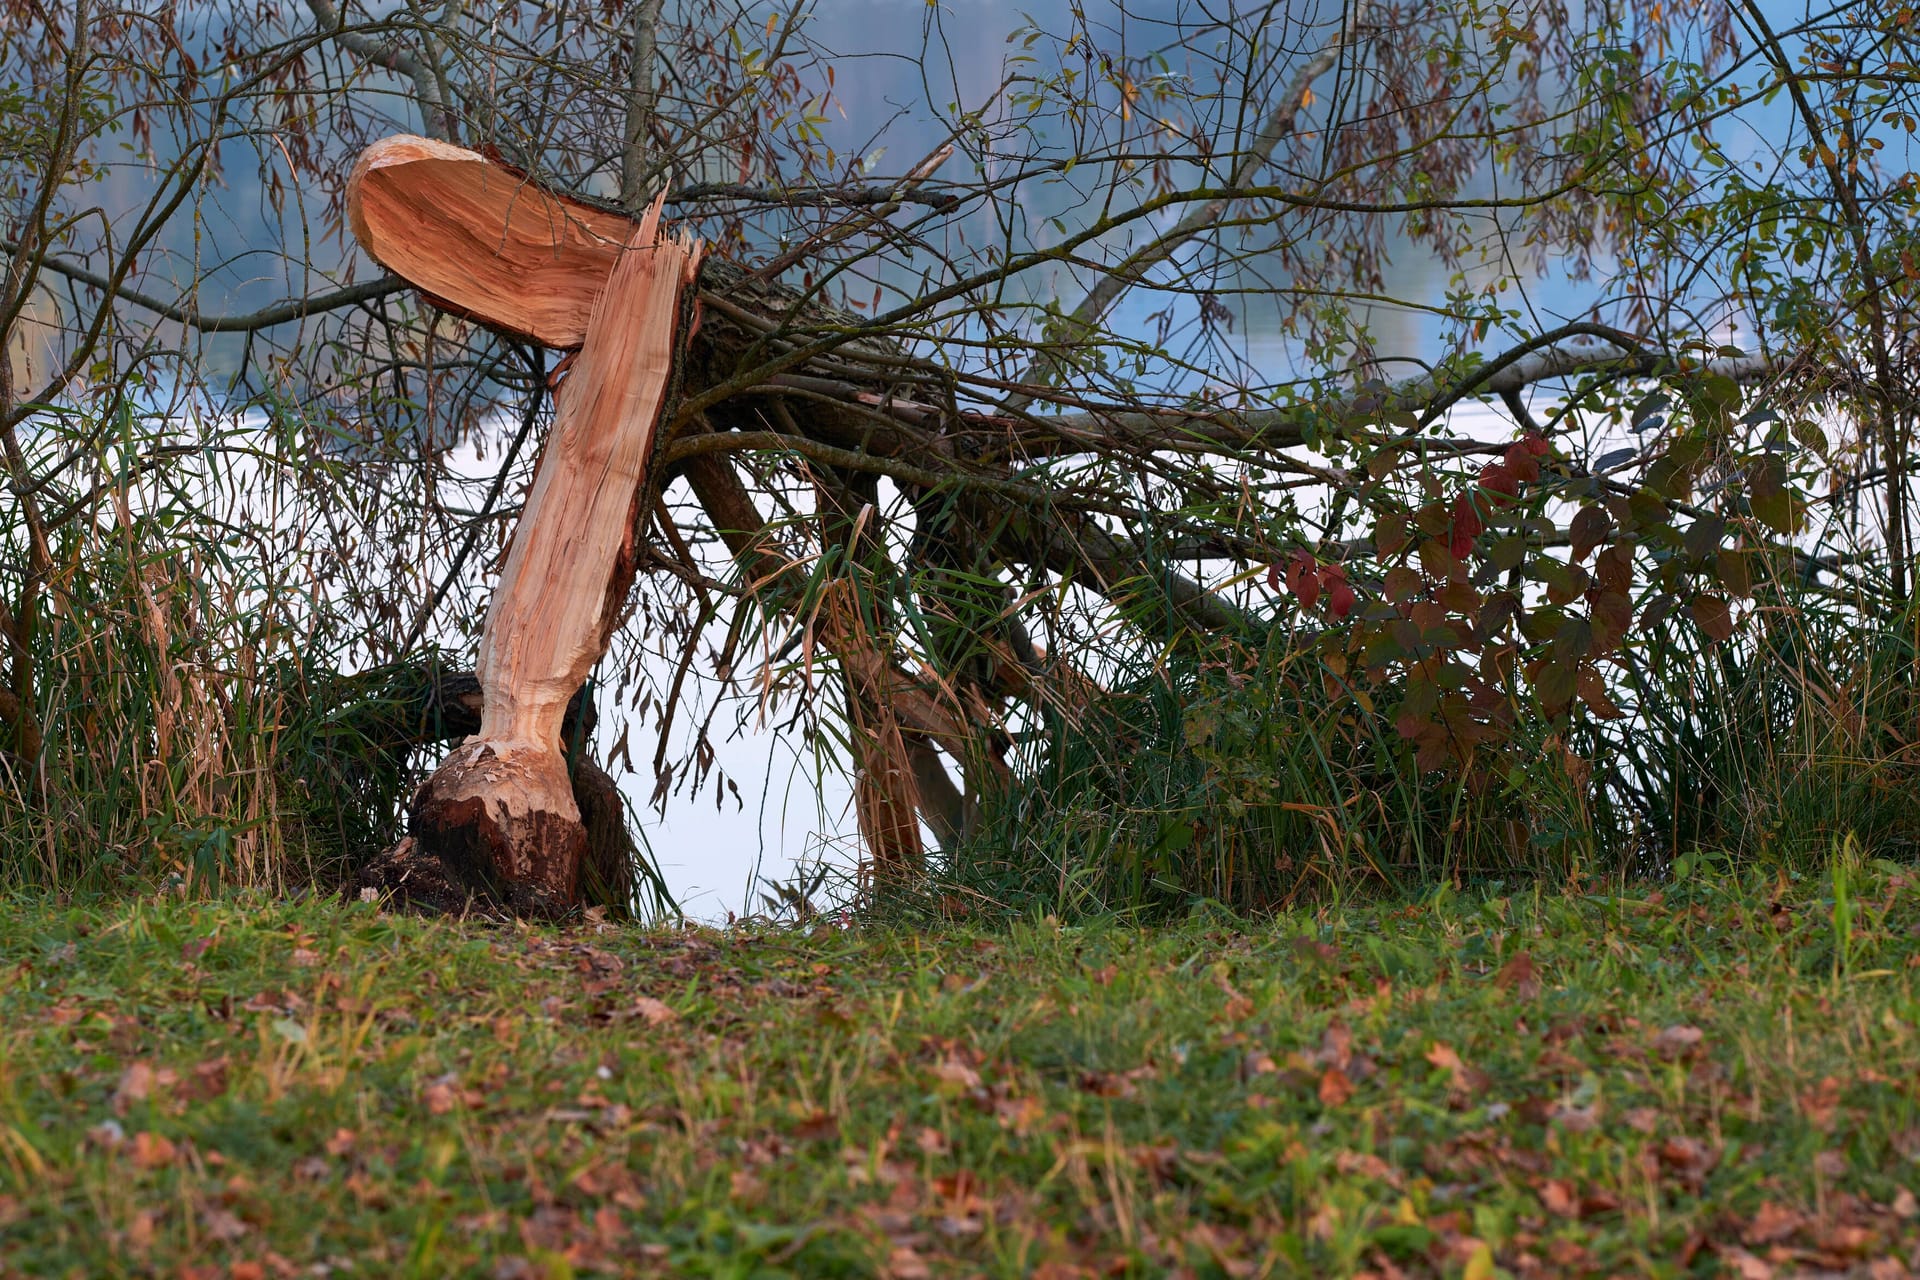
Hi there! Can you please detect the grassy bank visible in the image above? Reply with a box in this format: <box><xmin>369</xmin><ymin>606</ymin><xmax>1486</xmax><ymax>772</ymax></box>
<box><xmin>3</xmin><ymin>857</ymin><xmax>1919</xmax><ymax>1277</ymax></box>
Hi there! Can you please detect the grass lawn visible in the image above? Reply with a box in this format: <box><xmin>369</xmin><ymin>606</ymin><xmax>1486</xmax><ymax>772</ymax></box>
<box><xmin>3</xmin><ymin>857</ymin><xmax>1919</xmax><ymax>1278</ymax></box>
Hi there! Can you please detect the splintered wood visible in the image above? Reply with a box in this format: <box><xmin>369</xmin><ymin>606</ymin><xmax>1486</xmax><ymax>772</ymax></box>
<box><xmin>348</xmin><ymin>133</ymin><xmax>941</xmax><ymax>911</ymax></box>
<box><xmin>347</xmin><ymin>135</ymin><xmax>633</xmax><ymax>349</ymax></box>
<box><xmin>403</xmin><ymin>199</ymin><xmax>700</xmax><ymax>913</ymax></box>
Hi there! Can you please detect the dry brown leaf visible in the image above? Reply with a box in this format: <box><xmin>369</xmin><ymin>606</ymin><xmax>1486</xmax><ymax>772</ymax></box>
<box><xmin>993</xmin><ymin>1094</ymin><xmax>1045</xmax><ymax>1134</ymax></box>
<box><xmin>1424</xmin><ymin>1041</ymin><xmax>1463</xmax><ymax>1077</ymax></box>
<box><xmin>1652</xmin><ymin>1024</ymin><xmax>1704</xmax><ymax>1059</ymax></box>
<box><xmin>1076</xmin><ymin>1070</ymin><xmax>1133</xmax><ymax>1099</ymax></box>
<box><xmin>1315</xmin><ymin>1021</ymin><xmax>1353</xmax><ymax>1070</ymax></box>
<box><xmin>1622</xmin><ymin>1106</ymin><xmax>1660</xmax><ymax>1134</ymax></box>
<box><xmin>629</xmin><ymin>996</ymin><xmax>677</xmax><ymax>1026</ymax></box>
<box><xmin>112</xmin><ymin>1062</ymin><xmax>155</xmax><ymax>1116</ymax></box>
<box><xmin>1743</xmin><ymin>1201</ymin><xmax>1805</xmax><ymax>1246</ymax></box>
<box><xmin>201</xmin><ymin>1207</ymin><xmax>251</xmax><ymax>1242</ymax></box>
<box><xmin>1801</xmin><ymin>1076</ymin><xmax>1843</xmax><ymax>1129</ymax></box>
<box><xmin>931</xmin><ymin>1057</ymin><xmax>982</xmax><ymax>1090</ymax></box>
<box><xmin>1537</xmin><ymin>1179</ymin><xmax>1578</xmax><ymax>1217</ymax></box>
<box><xmin>885</xmin><ymin>1245</ymin><xmax>932</xmax><ymax>1279</ymax></box>
<box><xmin>1214</xmin><ymin>968</ymin><xmax>1254</xmax><ymax>1020</ymax></box>
<box><xmin>130</xmin><ymin>1131</ymin><xmax>176</xmax><ymax>1170</ymax></box>
<box><xmin>1318</xmin><ymin>1066</ymin><xmax>1355</xmax><ymax>1107</ymax></box>
<box><xmin>791</xmin><ymin>1110</ymin><xmax>839</xmax><ymax>1141</ymax></box>
<box><xmin>1494</xmin><ymin>950</ymin><xmax>1540</xmax><ymax>998</ymax></box>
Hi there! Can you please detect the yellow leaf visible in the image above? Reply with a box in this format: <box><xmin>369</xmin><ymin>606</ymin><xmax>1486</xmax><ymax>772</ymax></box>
<box><xmin>1463</xmin><ymin>1241</ymin><xmax>1497</xmax><ymax>1280</ymax></box>
<box><xmin>1300</xmin><ymin>86</ymin><xmax>1315</xmax><ymax>108</ymax></box>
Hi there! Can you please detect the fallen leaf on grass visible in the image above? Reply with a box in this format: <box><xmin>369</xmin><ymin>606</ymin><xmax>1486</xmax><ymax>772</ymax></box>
<box><xmin>200</xmin><ymin>1206</ymin><xmax>250</xmax><ymax>1241</ymax></box>
<box><xmin>1213</xmin><ymin>969</ymin><xmax>1254</xmax><ymax>1020</ymax></box>
<box><xmin>1425</xmin><ymin>1041</ymin><xmax>1464</xmax><ymax>1081</ymax></box>
<box><xmin>422</xmin><ymin>1080</ymin><xmax>458</xmax><ymax>1115</ymax></box>
<box><xmin>627</xmin><ymin>996</ymin><xmax>677</xmax><ymax>1026</ymax></box>
<box><xmin>1655</xmin><ymin>1135</ymin><xmax>1717</xmax><ymax>1190</ymax></box>
<box><xmin>1076</xmin><ymin>1070</ymin><xmax>1132</xmax><ymax>1099</ymax></box>
<box><xmin>930</xmin><ymin>1057</ymin><xmax>981</xmax><ymax>1090</ymax></box>
<box><xmin>1538</xmin><ymin>1179</ymin><xmax>1579</xmax><ymax>1217</ymax></box>
<box><xmin>992</xmin><ymin>1093</ymin><xmax>1044</xmax><ymax>1134</ymax></box>
<box><xmin>125</xmin><ymin>1209</ymin><xmax>156</xmax><ymax>1253</ymax></box>
<box><xmin>1318</xmin><ymin>1066</ymin><xmax>1354</xmax><ymax>1107</ymax></box>
<box><xmin>1653</xmin><ymin>1024</ymin><xmax>1704</xmax><ymax>1059</ymax></box>
<box><xmin>130</xmin><ymin>1131</ymin><xmax>176</xmax><ymax>1169</ymax></box>
<box><xmin>1313</xmin><ymin>1021</ymin><xmax>1354</xmax><ymax>1071</ymax></box>
<box><xmin>791</xmin><ymin>1110</ymin><xmax>839</xmax><ymax>1141</ymax></box>
<box><xmin>885</xmin><ymin>1246</ymin><xmax>932</xmax><ymax>1280</ymax></box>
<box><xmin>112</xmin><ymin>1062</ymin><xmax>155</xmax><ymax>1116</ymax></box>
<box><xmin>1622</xmin><ymin>1106</ymin><xmax>1660</xmax><ymax>1134</ymax></box>
<box><xmin>178</xmin><ymin>1056</ymin><xmax>229</xmax><ymax>1103</ymax></box>
<box><xmin>1801</xmin><ymin>1076</ymin><xmax>1843</xmax><ymax>1129</ymax></box>
<box><xmin>1494</xmin><ymin>950</ymin><xmax>1540</xmax><ymax>998</ymax></box>
<box><xmin>1743</xmin><ymin>1202</ymin><xmax>1805</xmax><ymax>1246</ymax></box>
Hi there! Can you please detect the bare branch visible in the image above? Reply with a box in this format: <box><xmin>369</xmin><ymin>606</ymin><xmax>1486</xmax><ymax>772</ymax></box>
<box><xmin>0</xmin><ymin>239</ymin><xmax>406</xmax><ymax>333</ymax></box>
<box><xmin>1000</xmin><ymin>0</ymin><xmax>1365</xmax><ymax>413</ymax></box>
<box><xmin>619</xmin><ymin>0</ymin><xmax>667</xmax><ymax>211</ymax></box>
<box><xmin>306</xmin><ymin>0</ymin><xmax>449</xmax><ymax>140</ymax></box>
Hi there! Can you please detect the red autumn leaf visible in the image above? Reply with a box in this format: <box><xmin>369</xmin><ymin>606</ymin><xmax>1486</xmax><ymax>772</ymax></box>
<box><xmin>1327</xmin><ymin>579</ymin><xmax>1356</xmax><ymax>619</ymax></box>
<box><xmin>1477</xmin><ymin>460</ymin><xmax>1519</xmax><ymax>506</ymax></box>
<box><xmin>1283</xmin><ymin>550</ymin><xmax>1320</xmax><ymax>610</ymax></box>
<box><xmin>1449</xmin><ymin>495</ymin><xmax>1484</xmax><ymax>558</ymax></box>
<box><xmin>1505</xmin><ymin>442</ymin><xmax>1542</xmax><ymax>483</ymax></box>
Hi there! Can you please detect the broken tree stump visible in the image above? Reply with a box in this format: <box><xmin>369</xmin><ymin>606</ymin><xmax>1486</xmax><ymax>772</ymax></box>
<box><xmin>348</xmin><ymin>137</ymin><xmax>700</xmax><ymax>914</ymax></box>
<box><xmin>413</xmin><ymin>209</ymin><xmax>697</xmax><ymax>913</ymax></box>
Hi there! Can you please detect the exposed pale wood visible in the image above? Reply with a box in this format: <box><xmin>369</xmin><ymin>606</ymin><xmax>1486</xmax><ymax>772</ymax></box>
<box><xmin>405</xmin><ymin>197</ymin><xmax>700</xmax><ymax>914</ymax></box>
<box><xmin>347</xmin><ymin>134</ymin><xmax>959</xmax><ymax>884</ymax></box>
<box><xmin>348</xmin><ymin>135</ymin><xmax>633</xmax><ymax>348</ymax></box>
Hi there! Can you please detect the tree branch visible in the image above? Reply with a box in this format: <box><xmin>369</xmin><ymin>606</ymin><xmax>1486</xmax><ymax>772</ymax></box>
<box><xmin>306</xmin><ymin>0</ymin><xmax>450</xmax><ymax>140</ymax></box>
<box><xmin>1000</xmin><ymin>0</ymin><xmax>1364</xmax><ymax>413</ymax></box>
<box><xmin>620</xmin><ymin>0</ymin><xmax>667</xmax><ymax>211</ymax></box>
<box><xmin>0</xmin><ymin>239</ymin><xmax>405</xmax><ymax>332</ymax></box>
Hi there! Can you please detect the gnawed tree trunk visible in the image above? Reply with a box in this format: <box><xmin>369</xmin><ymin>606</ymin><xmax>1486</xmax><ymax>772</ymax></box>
<box><xmin>315</xmin><ymin>663</ymin><xmax>636</xmax><ymax>916</ymax></box>
<box><xmin>412</xmin><ymin>209</ymin><xmax>697</xmax><ymax>913</ymax></box>
<box><xmin>349</xmin><ymin>140</ymin><xmax>700</xmax><ymax>913</ymax></box>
